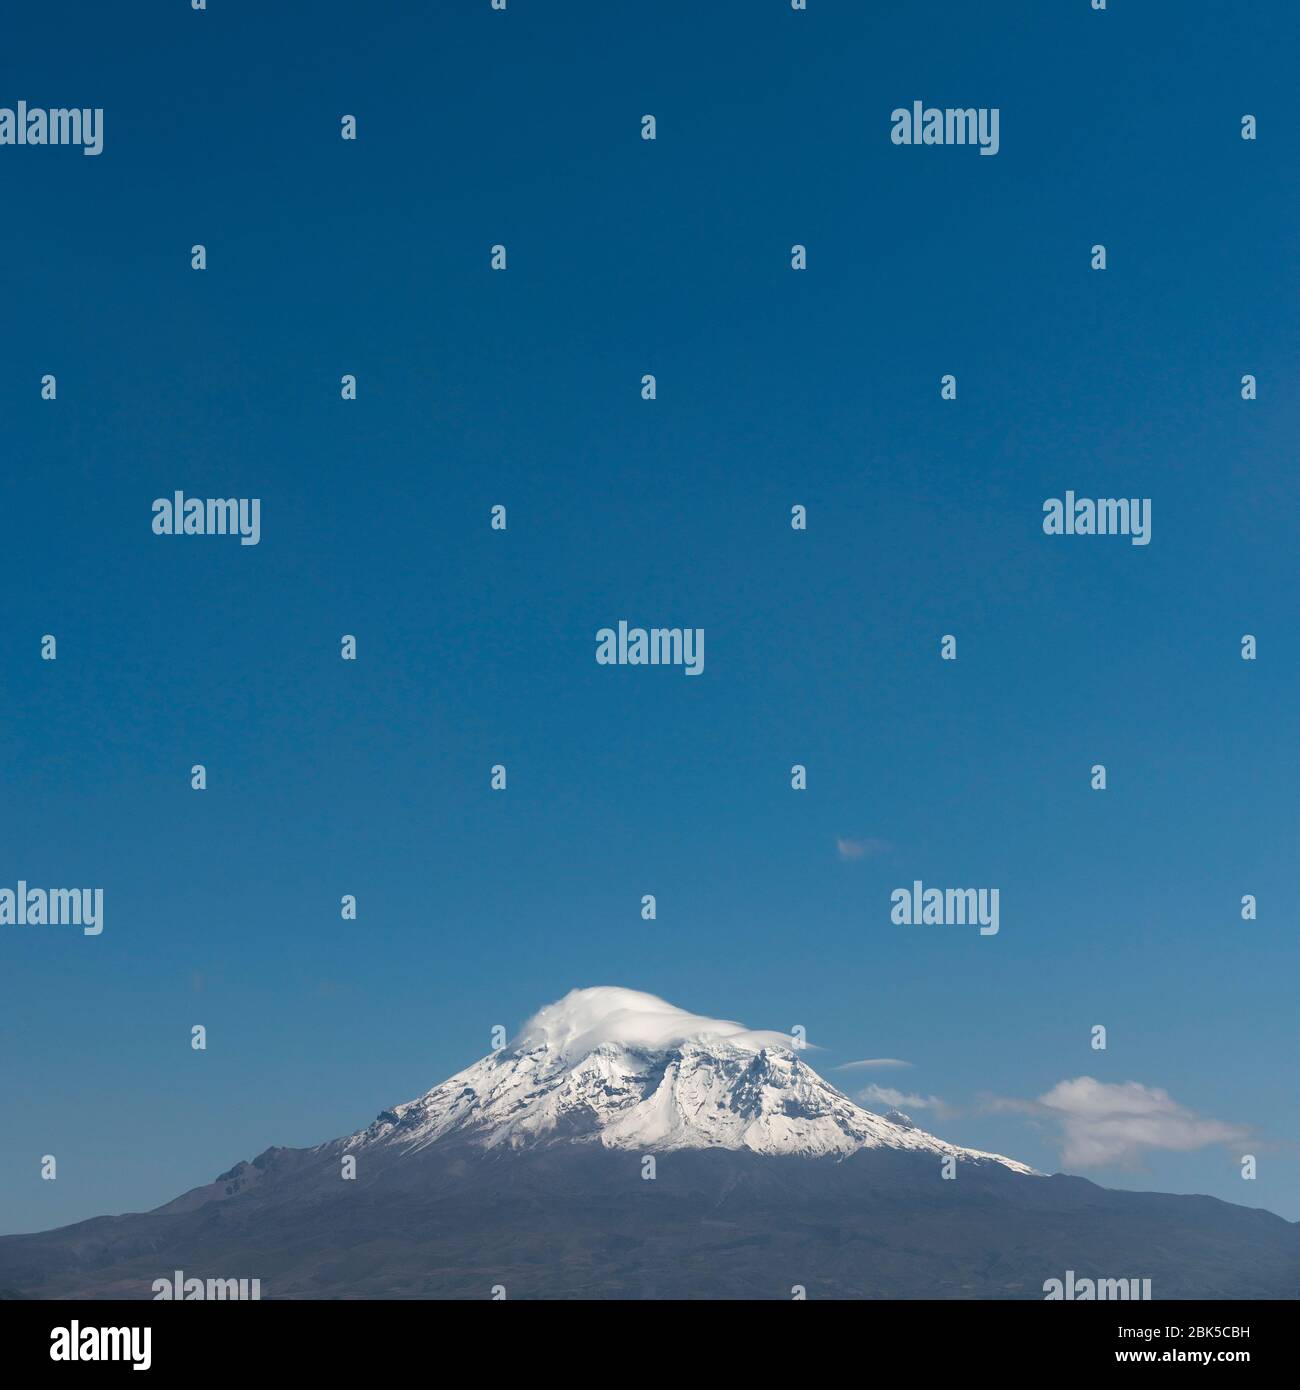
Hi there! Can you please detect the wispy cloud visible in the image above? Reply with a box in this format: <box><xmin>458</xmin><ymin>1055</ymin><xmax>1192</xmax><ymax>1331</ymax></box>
<box><xmin>836</xmin><ymin>836</ymin><xmax>891</xmax><ymax>861</ymax></box>
<box><xmin>985</xmin><ymin>1077</ymin><xmax>1251</xmax><ymax>1169</ymax></box>
<box><xmin>857</xmin><ymin>1083</ymin><xmax>950</xmax><ymax>1117</ymax></box>
<box><xmin>836</xmin><ymin>1058</ymin><xmax>913</xmax><ymax>1071</ymax></box>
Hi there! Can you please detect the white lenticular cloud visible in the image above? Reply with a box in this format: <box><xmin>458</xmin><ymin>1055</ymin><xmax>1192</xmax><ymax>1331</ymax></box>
<box><xmin>836</xmin><ymin>1058</ymin><xmax>913</xmax><ymax>1071</ymax></box>
<box><xmin>989</xmin><ymin>1077</ymin><xmax>1250</xmax><ymax>1169</ymax></box>
<box><xmin>513</xmin><ymin>986</ymin><xmax>795</xmax><ymax>1061</ymax></box>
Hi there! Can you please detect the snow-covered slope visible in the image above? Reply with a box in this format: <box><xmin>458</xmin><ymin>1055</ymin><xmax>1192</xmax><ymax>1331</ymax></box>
<box><xmin>344</xmin><ymin>987</ymin><xmax>1036</xmax><ymax>1174</ymax></box>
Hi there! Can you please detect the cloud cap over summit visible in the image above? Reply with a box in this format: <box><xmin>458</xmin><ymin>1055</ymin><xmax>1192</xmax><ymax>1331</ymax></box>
<box><xmin>512</xmin><ymin>986</ymin><xmax>795</xmax><ymax>1060</ymax></box>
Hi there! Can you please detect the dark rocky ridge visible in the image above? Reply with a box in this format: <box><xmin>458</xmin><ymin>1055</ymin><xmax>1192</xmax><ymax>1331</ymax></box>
<box><xmin>2</xmin><ymin>1137</ymin><xmax>1297</xmax><ymax>1300</ymax></box>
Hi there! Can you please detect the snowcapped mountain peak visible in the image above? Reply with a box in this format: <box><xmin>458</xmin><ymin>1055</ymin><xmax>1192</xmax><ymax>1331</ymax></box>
<box><xmin>348</xmin><ymin>987</ymin><xmax>1036</xmax><ymax>1174</ymax></box>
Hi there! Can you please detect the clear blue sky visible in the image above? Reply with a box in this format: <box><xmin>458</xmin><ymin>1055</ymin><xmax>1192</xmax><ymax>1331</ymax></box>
<box><xmin>3</xmin><ymin>0</ymin><xmax>1298</xmax><ymax>1234</ymax></box>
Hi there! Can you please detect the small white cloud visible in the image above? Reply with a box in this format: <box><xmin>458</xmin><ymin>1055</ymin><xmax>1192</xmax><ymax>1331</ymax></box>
<box><xmin>836</xmin><ymin>836</ymin><xmax>891</xmax><ymax>861</ymax></box>
<box><xmin>986</xmin><ymin>1077</ymin><xmax>1250</xmax><ymax>1170</ymax></box>
<box><xmin>836</xmin><ymin>1058</ymin><xmax>913</xmax><ymax>1071</ymax></box>
<box><xmin>858</xmin><ymin>1083</ymin><xmax>948</xmax><ymax>1115</ymax></box>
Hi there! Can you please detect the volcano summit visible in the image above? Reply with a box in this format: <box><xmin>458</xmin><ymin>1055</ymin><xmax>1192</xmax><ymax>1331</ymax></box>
<box><xmin>343</xmin><ymin>986</ymin><xmax>1033</xmax><ymax>1169</ymax></box>
<box><xmin>2</xmin><ymin>988</ymin><xmax>1296</xmax><ymax>1300</ymax></box>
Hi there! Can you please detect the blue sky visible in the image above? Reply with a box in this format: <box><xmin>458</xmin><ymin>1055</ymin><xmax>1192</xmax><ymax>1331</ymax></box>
<box><xmin>3</xmin><ymin>0</ymin><xmax>1299</xmax><ymax>1233</ymax></box>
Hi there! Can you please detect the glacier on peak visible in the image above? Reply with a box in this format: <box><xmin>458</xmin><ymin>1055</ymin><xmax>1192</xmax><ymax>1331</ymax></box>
<box><xmin>343</xmin><ymin>987</ymin><xmax>1037</xmax><ymax>1174</ymax></box>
